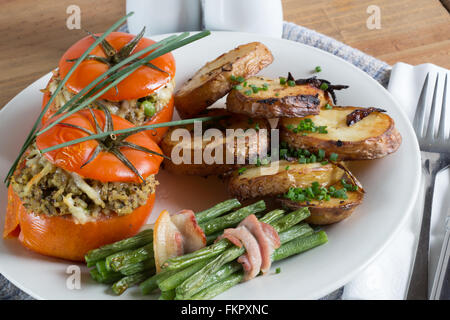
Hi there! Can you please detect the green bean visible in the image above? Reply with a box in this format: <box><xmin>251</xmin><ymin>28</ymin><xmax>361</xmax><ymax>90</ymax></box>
<box><xmin>112</xmin><ymin>270</ymin><xmax>154</xmax><ymax>295</ymax></box>
<box><xmin>272</xmin><ymin>231</ymin><xmax>328</xmax><ymax>262</ymax></box>
<box><xmin>120</xmin><ymin>259</ymin><xmax>155</xmax><ymax>276</ymax></box>
<box><xmin>163</xmin><ymin>203</ymin><xmax>277</xmax><ymax>271</ymax></box>
<box><xmin>89</xmin><ymin>268</ymin><xmax>103</xmax><ymax>283</ymax></box>
<box><xmin>189</xmin><ymin>272</ymin><xmax>244</xmax><ymax>300</ymax></box>
<box><xmin>176</xmin><ymin>246</ymin><xmax>244</xmax><ymax>299</ymax></box>
<box><xmin>199</xmin><ymin>200</ymin><xmax>266</xmax><ymax>235</ymax></box>
<box><xmin>190</xmin><ymin>231</ymin><xmax>328</xmax><ymax>300</ymax></box>
<box><xmin>140</xmin><ymin>269</ymin><xmax>178</xmax><ymax>294</ymax></box>
<box><xmin>271</xmin><ymin>208</ymin><xmax>310</xmax><ymax>233</ymax></box>
<box><xmin>206</xmin><ymin>231</ymin><xmax>222</xmax><ymax>244</ymax></box>
<box><xmin>106</xmin><ymin>243</ymin><xmax>154</xmax><ymax>271</ymax></box>
<box><xmin>186</xmin><ymin>261</ymin><xmax>242</xmax><ymax>298</ymax></box>
<box><xmin>204</xmin><ymin>209</ymin><xmax>283</xmax><ymax>245</ymax></box>
<box><xmin>85</xmin><ymin>229</ymin><xmax>153</xmax><ymax>267</ymax></box>
<box><xmin>158</xmin><ymin>259</ymin><xmax>210</xmax><ymax>292</ymax></box>
<box><xmin>162</xmin><ymin>239</ymin><xmax>231</xmax><ymax>271</ymax></box>
<box><xmin>278</xmin><ymin>223</ymin><xmax>314</xmax><ymax>244</ymax></box>
<box><xmin>176</xmin><ymin>208</ymin><xmax>311</xmax><ymax>299</ymax></box>
<box><xmin>259</xmin><ymin>209</ymin><xmax>285</xmax><ymax>224</ymax></box>
<box><xmin>195</xmin><ymin>199</ymin><xmax>241</xmax><ymax>224</ymax></box>
<box><xmin>90</xmin><ymin>267</ymin><xmax>123</xmax><ymax>284</ymax></box>
<box><xmin>159</xmin><ymin>289</ymin><xmax>176</xmax><ymax>300</ymax></box>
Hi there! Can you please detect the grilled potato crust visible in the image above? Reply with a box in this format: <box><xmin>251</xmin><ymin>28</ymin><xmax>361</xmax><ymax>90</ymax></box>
<box><xmin>279</xmin><ymin>106</ymin><xmax>402</xmax><ymax>160</ymax></box>
<box><xmin>227</xmin><ymin>160</ymin><xmax>345</xmax><ymax>201</ymax></box>
<box><xmin>174</xmin><ymin>42</ymin><xmax>274</xmax><ymax>119</ymax></box>
<box><xmin>226</xmin><ymin>76</ymin><xmax>331</xmax><ymax>118</ymax></box>
<box><xmin>279</xmin><ymin>189</ymin><xmax>363</xmax><ymax>225</ymax></box>
<box><xmin>160</xmin><ymin>110</ymin><xmax>271</xmax><ymax>176</ymax></box>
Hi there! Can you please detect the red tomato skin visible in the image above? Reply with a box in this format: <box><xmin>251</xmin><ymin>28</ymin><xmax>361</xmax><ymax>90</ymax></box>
<box><xmin>59</xmin><ymin>32</ymin><xmax>175</xmax><ymax>101</ymax></box>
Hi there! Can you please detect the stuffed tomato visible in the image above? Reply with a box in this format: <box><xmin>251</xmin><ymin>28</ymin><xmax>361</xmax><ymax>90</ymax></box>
<box><xmin>41</xmin><ymin>31</ymin><xmax>176</xmax><ymax>143</ymax></box>
<box><xmin>4</xmin><ymin>109</ymin><xmax>163</xmax><ymax>261</ymax></box>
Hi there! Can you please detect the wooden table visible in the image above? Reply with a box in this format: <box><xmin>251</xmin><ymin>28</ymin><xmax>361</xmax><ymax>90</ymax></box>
<box><xmin>1</xmin><ymin>0</ymin><xmax>449</xmax><ymax>108</ymax></box>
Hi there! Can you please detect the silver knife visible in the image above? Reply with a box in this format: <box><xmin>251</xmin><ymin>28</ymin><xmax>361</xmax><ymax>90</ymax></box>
<box><xmin>430</xmin><ymin>209</ymin><xmax>450</xmax><ymax>300</ymax></box>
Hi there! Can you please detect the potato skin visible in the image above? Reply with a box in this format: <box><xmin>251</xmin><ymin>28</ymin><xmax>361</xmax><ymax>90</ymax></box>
<box><xmin>279</xmin><ymin>191</ymin><xmax>363</xmax><ymax>225</ymax></box>
<box><xmin>160</xmin><ymin>110</ymin><xmax>270</xmax><ymax>177</ymax></box>
<box><xmin>226</xmin><ymin>77</ymin><xmax>330</xmax><ymax>118</ymax></box>
<box><xmin>227</xmin><ymin>161</ymin><xmax>345</xmax><ymax>201</ymax></box>
<box><xmin>174</xmin><ymin>42</ymin><xmax>273</xmax><ymax>119</ymax></box>
<box><xmin>279</xmin><ymin>106</ymin><xmax>402</xmax><ymax>160</ymax></box>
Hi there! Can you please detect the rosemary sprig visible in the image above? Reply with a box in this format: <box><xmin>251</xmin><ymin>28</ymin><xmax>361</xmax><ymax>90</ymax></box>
<box><xmin>4</xmin><ymin>12</ymin><xmax>211</xmax><ymax>185</ymax></box>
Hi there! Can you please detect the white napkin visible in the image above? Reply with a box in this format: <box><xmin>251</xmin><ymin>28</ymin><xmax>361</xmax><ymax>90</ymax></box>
<box><xmin>342</xmin><ymin>62</ymin><xmax>450</xmax><ymax>300</ymax></box>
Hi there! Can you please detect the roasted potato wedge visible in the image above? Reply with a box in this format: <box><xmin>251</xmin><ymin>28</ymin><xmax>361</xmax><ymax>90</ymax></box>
<box><xmin>279</xmin><ymin>187</ymin><xmax>363</xmax><ymax>225</ymax></box>
<box><xmin>279</xmin><ymin>164</ymin><xmax>364</xmax><ymax>225</ymax></box>
<box><xmin>174</xmin><ymin>42</ymin><xmax>274</xmax><ymax>119</ymax></box>
<box><xmin>279</xmin><ymin>106</ymin><xmax>402</xmax><ymax>160</ymax></box>
<box><xmin>160</xmin><ymin>110</ymin><xmax>271</xmax><ymax>176</ymax></box>
<box><xmin>227</xmin><ymin>160</ymin><xmax>346</xmax><ymax>201</ymax></box>
<box><xmin>226</xmin><ymin>76</ymin><xmax>331</xmax><ymax>118</ymax></box>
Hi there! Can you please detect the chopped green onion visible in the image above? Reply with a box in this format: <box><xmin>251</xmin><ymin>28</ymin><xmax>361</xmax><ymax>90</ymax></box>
<box><xmin>236</xmin><ymin>76</ymin><xmax>245</xmax><ymax>83</ymax></box>
<box><xmin>325</xmin><ymin>103</ymin><xmax>333</xmax><ymax>110</ymax></box>
<box><xmin>279</xmin><ymin>77</ymin><xmax>287</xmax><ymax>85</ymax></box>
<box><xmin>238</xmin><ymin>167</ymin><xmax>247</xmax><ymax>175</ymax></box>
<box><xmin>315</xmin><ymin>66</ymin><xmax>322</xmax><ymax>72</ymax></box>
<box><xmin>320</xmin><ymin>83</ymin><xmax>329</xmax><ymax>90</ymax></box>
<box><xmin>318</xmin><ymin>149</ymin><xmax>325</xmax><ymax>159</ymax></box>
<box><xmin>244</xmin><ymin>90</ymin><xmax>252</xmax><ymax>96</ymax></box>
<box><xmin>329</xmin><ymin>153</ymin><xmax>338</xmax><ymax>161</ymax></box>
<box><xmin>283</xmin><ymin>181</ymin><xmax>350</xmax><ymax>202</ymax></box>
<box><xmin>275</xmin><ymin>267</ymin><xmax>281</xmax><ymax>274</ymax></box>
<box><xmin>287</xmin><ymin>80</ymin><xmax>296</xmax><ymax>87</ymax></box>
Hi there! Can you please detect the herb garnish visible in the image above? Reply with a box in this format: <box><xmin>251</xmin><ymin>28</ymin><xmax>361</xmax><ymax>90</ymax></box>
<box><xmin>279</xmin><ymin>142</ymin><xmax>339</xmax><ymax>164</ymax></box>
<box><xmin>283</xmin><ymin>180</ymin><xmax>354</xmax><ymax>202</ymax></box>
<box><xmin>286</xmin><ymin>118</ymin><xmax>328</xmax><ymax>135</ymax></box>
<box><xmin>238</xmin><ymin>167</ymin><xmax>247</xmax><ymax>175</ymax></box>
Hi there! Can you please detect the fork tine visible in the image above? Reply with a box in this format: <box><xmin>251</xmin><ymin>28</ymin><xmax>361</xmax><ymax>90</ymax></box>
<box><xmin>413</xmin><ymin>73</ymin><xmax>430</xmax><ymax>137</ymax></box>
<box><xmin>425</xmin><ymin>74</ymin><xmax>440</xmax><ymax>139</ymax></box>
<box><xmin>437</xmin><ymin>73</ymin><xmax>448</xmax><ymax>140</ymax></box>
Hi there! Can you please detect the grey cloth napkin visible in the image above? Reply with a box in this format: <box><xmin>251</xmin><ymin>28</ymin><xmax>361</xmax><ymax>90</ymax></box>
<box><xmin>0</xmin><ymin>21</ymin><xmax>391</xmax><ymax>300</ymax></box>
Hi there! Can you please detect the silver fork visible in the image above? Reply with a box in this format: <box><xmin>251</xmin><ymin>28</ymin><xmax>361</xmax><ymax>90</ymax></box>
<box><xmin>407</xmin><ymin>72</ymin><xmax>449</xmax><ymax>300</ymax></box>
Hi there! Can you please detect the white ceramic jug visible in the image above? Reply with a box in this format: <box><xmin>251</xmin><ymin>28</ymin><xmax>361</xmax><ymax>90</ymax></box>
<box><xmin>126</xmin><ymin>0</ymin><xmax>202</xmax><ymax>36</ymax></box>
<box><xmin>202</xmin><ymin>0</ymin><xmax>283</xmax><ymax>38</ymax></box>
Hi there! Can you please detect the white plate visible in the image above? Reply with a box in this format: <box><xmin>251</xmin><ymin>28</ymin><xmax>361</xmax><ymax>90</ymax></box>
<box><xmin>0</xmin><ymin>32</ymin><xmax>420</xmax><ymax>300</ymax></box>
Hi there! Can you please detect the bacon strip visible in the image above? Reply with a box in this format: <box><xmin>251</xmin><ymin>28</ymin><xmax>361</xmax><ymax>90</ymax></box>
<box><xmin>217</xmin><ymin>214</ymin><xmax>280</xmax><ymax>281</ymax></box>
<box><xmin>219</xmin><ymin>226</ymin><xmax>262</xmax><ymax>281</ymax></box>
<box><xmin>170</xmin><ymin>209</ymin><xmax>206</xmax><ymax>252</ymax></box>
<box><xmin>154</xmin><ymin>209</ymin><xmax>206</xmax><ymax>272</ymax></box>
<box><xmin>239</xmin><ymin>215</ymin><xmax>281</xmax><ymax>274</ymax></box>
